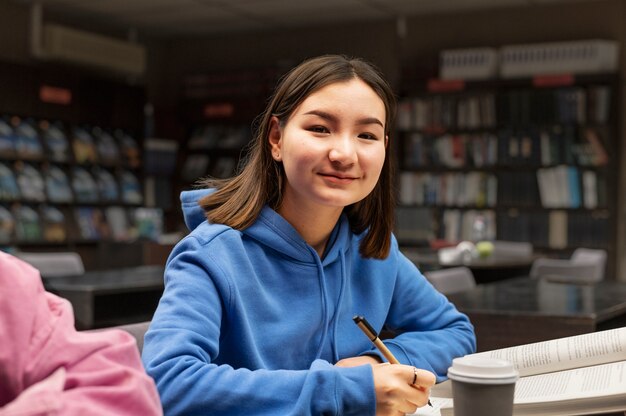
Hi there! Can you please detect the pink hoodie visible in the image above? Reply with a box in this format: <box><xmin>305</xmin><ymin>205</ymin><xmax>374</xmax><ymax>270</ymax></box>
<box><xmin>0</xmin><ymin>251</ymin><xmax>162</xmax><ymax>415</ymax></box>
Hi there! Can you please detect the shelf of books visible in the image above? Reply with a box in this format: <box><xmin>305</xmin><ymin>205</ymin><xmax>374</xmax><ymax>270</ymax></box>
<box><xmin>176</xmin><ymin>66</ymin><xmax>281</xmax><ymax>190</ymax></box>
<box><xmin>0</xmin><ymin>114</ymin><xmax>163</xmax><ymax>247</ymax></box>
<box><xmin>395</xmin><ymin>73</ymin><xmax>618</xmax><ymax>272</ymax></box>
<box><xmin>179</xmin><ymin>124</ymin><xmax>251</xmax><ymax>185</ymax></box>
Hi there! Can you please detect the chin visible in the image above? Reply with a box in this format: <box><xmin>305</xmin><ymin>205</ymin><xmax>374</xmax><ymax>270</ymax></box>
<box><xmin>314</xmin><ymin>192</ymin><xmax>364</xmax><ymax>208</ymax></box>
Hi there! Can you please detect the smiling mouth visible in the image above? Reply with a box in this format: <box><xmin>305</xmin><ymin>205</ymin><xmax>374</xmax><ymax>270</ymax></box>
<box><xmin>319</xmin><ymin>173</ymin><xmax>358</xmax><ymax>183</ymax></box>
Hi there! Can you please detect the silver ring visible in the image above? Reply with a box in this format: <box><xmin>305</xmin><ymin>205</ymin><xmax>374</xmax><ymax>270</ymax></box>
<box><xmin>412</xmin><ymin>367</ymin><xmax>418</xmax><ymax>385</ymax></box>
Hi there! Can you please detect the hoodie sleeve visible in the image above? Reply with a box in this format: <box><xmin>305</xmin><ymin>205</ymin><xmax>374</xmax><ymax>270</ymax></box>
<box><xmin>142</xmin><ymin>235</ymin><xmax>376</xmax><ymax>416</ymax></box>
<box><xmin>0</xmin><ymin>252</ymin><xmax>162</xmax><ymax>416</ymax></box>
<box><xmin>373</xmin><ymin>245</ymin><xmax>477</xmax><ymax>382</ymax></box>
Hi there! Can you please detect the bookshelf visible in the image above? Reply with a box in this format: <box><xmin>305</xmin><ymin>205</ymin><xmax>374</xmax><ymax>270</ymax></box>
<box><xmin>179</xmin><ymin>123</ymin><xmax>251</xmax><ymax>185</ymax></box>
<box><xmin>173</xmin><ymin>66</ymin><xmax>283</xmax><ymax>205</ymax></box>
<box><xmin>0</xmin><ymin>60</ymin><xmax>164</xmax><ymax>260</ymax></box>
<box><xmin>395</xmin><ymin>74</ymin><xmax>618</xmax><ymax>276</ymax></box>
<box><xmin>0</xmin><ymin>115</ymin><xmax>157</xmax><ymax>246</ymax></box>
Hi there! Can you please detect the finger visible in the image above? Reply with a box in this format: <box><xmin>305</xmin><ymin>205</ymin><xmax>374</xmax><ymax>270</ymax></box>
<box><xmin>403</xmin><ymin>399</ymin><xmax>419</xmax><ymax>415</ymax></box>
<box><xmin>395</xmin><ymin>399</ymin><xmax>420</xmax><ymax>415</ymax></box>
<box><xmin>410</xmin><ymin>367</ymin><xmax>436</xmax><ymax>389</ymax></box>
<box><xmin>405</xmin><ymin>387</ymin><xmax>432</xmax><ymax>408</ymax></box>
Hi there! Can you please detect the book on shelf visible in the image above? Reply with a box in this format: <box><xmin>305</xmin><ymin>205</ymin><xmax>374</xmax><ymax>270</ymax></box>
<box><xmin>442</xmin><ymin>209</ymin><xmax>461</xmax><ymax>243</ymax></box>
<box><xmin>94</xmin><ymin>167</ymin><xmax>120</xmax><ymax>202</ymax></box>
<box><xmin>132</xmin><ymin>207</ymin><xmax>163</xmax><ymax>241</ymax></box>
<box><xmin>16</xmin><ymin>162</ymin><xmax>46</xmax><ymax>203</ymax></box>
<box><xmin>93</xmin><ymin>127</ymin><xmax>121</xmax><ymax>166</ymax></box>
<box><xmin>74</xmin><ymin>207</ymin><xmax>110</xmax><ymax>240</ymax></box>
<box><xmin>119</xmin><ymin>170</ymin><xmax>143</xmax><ymax>205</ymax></box>
<box><xmin>582</xmin><ymin>170</ymin><xmax>598</xmax><ymax>209</ymax></box>
<box><xmin>0</xmin><ymin>162</ymin><xmax>20</xmax><ymax>201</ymax></box>
<box><xmin>537</xmin><ymin>165</ymin><xmax>588</xmax><ymax>209</ymax></box>
<box><xmin>13</xmin><ymin>204</ymin><xmax>41</xmax><ymax>241</ymax></box>
<box><xmin>40</xmin><ymin>120</ymin><xmax>71</xmax><ymax>163</ymax></box>
<box><xmin>580</xmin><ymin>127</ymin><xmax>609</xmax><ymax>167</ymax></box>
<box><xmin>115</xmin><ymin>130</ymin><xmax>141</xmax><ymax>169</ymax></box>
<box><xmin>71</xmin><ymin>126</ymin><xmax>98</xmax><ymax>165</ymax></box>
<box><xmin>14</xmin><ymin>118</ymin><xmax>43</xmax><ymax>160</ymax></box>
<box><xmin>548</xmin><ymin>210</ymin><xmax>568</xmax><ymax>249</ymax></box>
<box><xmin>440</xmin><ymin>209</ymin><xmax>496</xmax><ymax>242</ymax></box>
<box><xmin>41</xmin><ymin>205</ymin><xmax>66</xmax><ymax>242</ymax></box>
<box><xmin>45</xmin><ymin>165</ymin><xmax>73</xmax><ymax>203</ymax></box>
<box><xmin>420</xmin><ymin>327</ymin><xmax>626</xmax><ymax>416</ymax></box>
<box><xmin>398</xmin><ymin>172</ymin><xmax>498</xmax><ymax>209</ymax></box>
<box><xmin>71</xmin><ymin>167</ymin><xmax>99</xmax><ymax>203</ymax></box>
<box><xmin>0</xmin><ymin>117</ymin><xmax>16</xmax><ymax>158</ymax></box>
<box><xmin>397</xmin><ymin>99</ymin><xmax>413</xmax><ymax>131</ymax></box>
<box><xmin>105</xmin><ymin>206</ymin><xmax>130</xmax><ymax>241</ymax></box>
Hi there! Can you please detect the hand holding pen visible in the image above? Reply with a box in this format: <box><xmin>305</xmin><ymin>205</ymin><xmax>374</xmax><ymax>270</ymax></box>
<box><xmin>353</xmin><ymin>315</ymin><xmax>435</xmax><ymax>410</ymax></box>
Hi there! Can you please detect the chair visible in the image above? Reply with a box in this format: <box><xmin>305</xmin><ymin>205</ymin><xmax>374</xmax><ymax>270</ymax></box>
<box><xmin>113</xmin><ymin>321</ymin><xmax>151</xmax><ymax>353</ymax></box>
<box><xmin>529</xmin><ymin>248</ymin><xmax>607</xmax><ymax>284</ymax></box>
<box><xmin>15</xmin><ymin>251</ymin><xmax>85</xmax><ymax>278</ymax></box>
<box><xmin>424</xmin><ymin>266</ymin><xmax>477</xmax><ymax>295</ymax></box>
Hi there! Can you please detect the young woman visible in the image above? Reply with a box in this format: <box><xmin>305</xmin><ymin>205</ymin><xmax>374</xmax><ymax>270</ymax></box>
<box><xmin>143</xmin><ymin>54</ymin><xmax>476</xmax><ymax>416</ymax></box>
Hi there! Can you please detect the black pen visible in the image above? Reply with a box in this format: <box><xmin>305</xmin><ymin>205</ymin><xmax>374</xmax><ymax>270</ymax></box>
<box><xmin>353</xmin><ymin>315</ymin><xmax>399</xmax><ymax>364</ymax></box>
<box><xmin>353</xmin><ymin>315</ymin><xmax>432</xmax><ymax>407</ymax></box>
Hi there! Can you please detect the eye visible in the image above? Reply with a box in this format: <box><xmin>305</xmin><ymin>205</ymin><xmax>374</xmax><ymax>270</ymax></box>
<box><xmin>308</xmin><ymin>125</ymin><xmax>329</xmax><ymax>134</ymax></box>
<box><xmin>358</xmin><ymin>132</ymin><xmax>379</xmax><ymax>141</ymax></box>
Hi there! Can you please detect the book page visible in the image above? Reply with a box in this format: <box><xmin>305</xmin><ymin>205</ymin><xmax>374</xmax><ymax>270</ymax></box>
<box><xmin>408</xmin><ymin>397</ymin><xmax>453</xmax><ymax>416</ymax></box>
<box><xmin>516</xmin><ymin>361</ymin><xmax>625</xmax><ymax>402</ymax></box>
<box><xmin>472</xmin><ymin>327</ymin><xmax>626</xmax><ymax>377</ymax></box>
<box><xmin>428</xmin><ymin>363</ymin><xmax>626</xmax><ymax>416</ymax></box>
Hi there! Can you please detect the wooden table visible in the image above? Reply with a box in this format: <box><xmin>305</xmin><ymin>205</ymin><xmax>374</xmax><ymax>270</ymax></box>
<box><xmin>44</xmin><ymin>265</ymin><xmax>165</xmax><ymax>330</ymax></box>
<box><xmin>447</xmin><ymin>276</ymin><xmax>626</xmax><ymax>352</ymax></box>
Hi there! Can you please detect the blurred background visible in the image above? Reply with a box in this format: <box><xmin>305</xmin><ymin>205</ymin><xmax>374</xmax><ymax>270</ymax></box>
<box><xmin>0</xmin><ymin>0</ymin><xmax>624</xmax><ymax>282</ymax></box>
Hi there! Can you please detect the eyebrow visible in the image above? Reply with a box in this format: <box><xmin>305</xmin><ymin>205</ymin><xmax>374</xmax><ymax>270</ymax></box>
<box><xmin>302</xmin><ymin>110</ymin><xmax>384</xmax><ymax>128</ymax></box>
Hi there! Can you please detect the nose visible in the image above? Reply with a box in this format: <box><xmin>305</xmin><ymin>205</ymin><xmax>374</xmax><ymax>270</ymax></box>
<box><xmin>328</xmin><ymin>135</ymin><xmax>357</xmax><ymax>166</ymax></box>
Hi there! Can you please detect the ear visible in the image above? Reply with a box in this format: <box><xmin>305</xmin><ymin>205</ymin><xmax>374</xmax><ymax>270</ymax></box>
<box><xmin>268</xmin><ymin>116</ymin><xmax>282</xmax><ymax>161</ymax></box>
<box><xmin>384</xmin><ymin>135</ymin><xmax>389</xmax><ymax>149</ymax></box>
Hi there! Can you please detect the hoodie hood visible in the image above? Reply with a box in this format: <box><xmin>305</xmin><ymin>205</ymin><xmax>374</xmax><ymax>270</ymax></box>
<box><xmin>179</xmin><ymin>189</ymin><xmax>352</xmax><ymax>265</ymax></box>
<box><xmin>180</xmin><ymin>188</ymin><xmax>214</xmax><ymax>231</ymax></box>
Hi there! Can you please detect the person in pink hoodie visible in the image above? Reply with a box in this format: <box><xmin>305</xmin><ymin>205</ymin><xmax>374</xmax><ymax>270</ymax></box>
<box><xmin>0</xmin><ymin>251</ymin><xmax>162</xmax><ymax>415</ymax></box>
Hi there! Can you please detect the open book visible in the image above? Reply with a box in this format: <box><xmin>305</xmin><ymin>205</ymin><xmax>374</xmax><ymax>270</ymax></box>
<box><xmin>412</xmin><ymin>327</ymin><xmax>626</xmax><ymax>416</ymax></box>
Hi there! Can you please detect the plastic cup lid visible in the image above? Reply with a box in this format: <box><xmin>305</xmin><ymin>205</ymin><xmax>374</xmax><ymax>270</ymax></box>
<box><xmin>447</xmin><ymin>356</ymin><xmax>519</xmax><ymax>385</ymax></box>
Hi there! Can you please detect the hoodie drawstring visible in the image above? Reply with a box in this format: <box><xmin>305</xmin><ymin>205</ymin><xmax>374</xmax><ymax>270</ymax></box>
<box><xmin>313</xmin><ymin>248</ymin><xmax>330</xmax><ymax>359</ymax></box>
<box><xmin>331</xmin><ymin>252</ymin><xmax>347</xmax><ymax>362</ymax></box>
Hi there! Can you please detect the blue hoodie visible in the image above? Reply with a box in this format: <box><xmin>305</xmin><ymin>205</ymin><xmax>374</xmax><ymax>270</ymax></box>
<box><xmin>142</xmin><ymin>189</ymin><xmax>475</xmax><ymax>416</ymax></box>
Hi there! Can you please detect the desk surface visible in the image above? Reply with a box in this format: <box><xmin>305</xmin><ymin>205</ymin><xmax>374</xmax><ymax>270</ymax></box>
<box><xmin>44</xmin><ymin>265</ymin><xmax>165</xmax><ymax>329</ymax></box>
<box><xmin>448</xmin><ymin>276</ymin><xmax>626</xmax><ymax>320</ymax></box>
<box><xmin>44</xmin><ymin>265</ymin><xmax>165</xmax><ymax>294</ymax></box>
<box><xmin>447</xmin><ymin>277</ymin><xmax>626</xmax><ymax>351</ymax></box>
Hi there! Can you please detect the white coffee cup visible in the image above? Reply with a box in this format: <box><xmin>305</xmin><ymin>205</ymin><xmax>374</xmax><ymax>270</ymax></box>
<box><xmin>447</xmin><ymin>356</ymin><xmax>519</xmax><ymax>416</ymax></box>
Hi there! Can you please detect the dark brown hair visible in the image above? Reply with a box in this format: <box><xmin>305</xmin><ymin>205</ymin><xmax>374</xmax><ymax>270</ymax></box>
<box><xmin>198</xmin><ymin>54</ymin><xmax>397</xmax><ymax>258</ymax></box>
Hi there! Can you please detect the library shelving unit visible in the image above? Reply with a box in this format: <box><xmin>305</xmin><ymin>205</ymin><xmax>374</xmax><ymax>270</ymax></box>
<box><xmin>174</xmin><ymin>66</ymin><xmax>284</xmax><ymax>199</ymax></box>
<box><xmin>395</xmin><ymin>73</ymin><xmax>619</xmax><ymax>277</ymax></box>
<box><xmin>0</xmin><ymin>115</ymin><xmax>152</xmax><ymax>246</ymax></box>
<box><xmin>0</xmin><ymin>59</ymin><xmax>167</xmax><ymax>269</ymax></box>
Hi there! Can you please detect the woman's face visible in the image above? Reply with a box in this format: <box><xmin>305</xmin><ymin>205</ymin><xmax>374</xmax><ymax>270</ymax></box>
<box><xmin>269</xmin><ymin>78</ymin><xmax>387</xmax><ymax>213</ymax></box>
